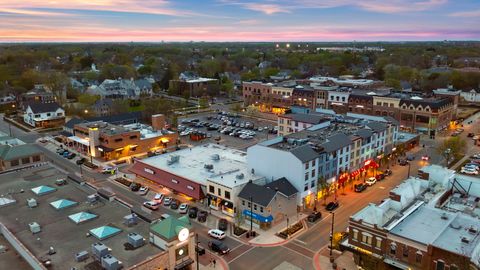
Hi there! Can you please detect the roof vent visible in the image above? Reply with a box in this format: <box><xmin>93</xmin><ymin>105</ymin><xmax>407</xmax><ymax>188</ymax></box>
<box><xmin>441</xmin><ymin>213</ymin><xmax>448</xmax><ymax>220</ymax></box>
<box><xmin>204</xmin><ymin>164</ymin><xmax>213</xmax><ymax>170</ymax></box>
<box><xmin>236</xmin><ymin>173</ymin><xmax>244</xmax><ymax>179</ymax></box>
<box><xmin>211</xmin><ymin>154</ymin><xmax>220</xmax><ymax>161</ymax></box>
<box><xmin>167</xmin><ymin>155</ymin><xmax>180</xmax><ymax>165</ymax></box>
<box><xmin>469</xmin><ymin>226</ymin><xmax>478</xmax><ymax>234</ymax></box>
<box><xmin>461</xmin><ymin>237</ymin><xmax>470</xmax><ymax>244</ymax></box>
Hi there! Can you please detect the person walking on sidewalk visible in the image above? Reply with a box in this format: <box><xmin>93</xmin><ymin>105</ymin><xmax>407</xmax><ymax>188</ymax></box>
<box><xmin>213</xmin><ymin>259</ymin><xmax>216</xmax><ymax>268</ymax></box>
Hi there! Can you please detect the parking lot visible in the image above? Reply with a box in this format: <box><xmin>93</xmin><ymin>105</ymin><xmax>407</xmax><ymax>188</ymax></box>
<box><xmin>178</xmin><ymin>111</ymin><xmax>277</xmax><ymax>150</ymax></box>
<box><xmin>0</xmin><ymin>166</ymin><xmax>161</xmax><ymax>270</ymax></box>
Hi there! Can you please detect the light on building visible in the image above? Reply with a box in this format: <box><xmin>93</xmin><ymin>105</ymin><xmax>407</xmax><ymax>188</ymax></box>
<box><xmin>160</xmin><ymin>138</ymin><xmax>170</xmax><ymax>143</ymax></box>
<box><xmin>286</xmin><ymin>43</ymin><xmax>290</xmax><ymax>48</ymax></box>
<box><xmin>178</xmin><ymin>228</ymin><xmax>189</xmax><ymax>242</ymax></box>
<box><xmin>84</xmin><ymin>109</ymin><xmax>89</xmax><ymax>114</ymax></box>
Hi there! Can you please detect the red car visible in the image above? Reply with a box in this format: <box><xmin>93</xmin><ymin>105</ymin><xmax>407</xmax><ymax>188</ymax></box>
<box><xmin>421</xmin><ymin>155</ymin><xmax>430</xmax><ymax>161</ymax></box>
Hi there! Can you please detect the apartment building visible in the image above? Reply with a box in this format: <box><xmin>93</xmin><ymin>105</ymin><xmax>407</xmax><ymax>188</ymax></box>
<box><xmin>169</xmin><ymin>76</ymin><xmax>219</xmax><ymax>97</ymax></box>
<box><xmin>343</xmin><ymin>165</ymin><xmax>480</xmax><ymax>270</ymax></box>
<box><xmin>277</xmin><ymin>113</ymin><xmax>330</xmax><ymax>136</ymax></box>
<box><xmin>70</xmin><ymin>114</ymin><xmax>177</xmax><ymax>161</ymax></box>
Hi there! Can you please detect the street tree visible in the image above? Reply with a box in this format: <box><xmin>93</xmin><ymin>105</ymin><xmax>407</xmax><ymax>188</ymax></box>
<box><xmin>436</xmin><ymin>137</ymin><xmax>466</xmax><ymax>165</ymax></box>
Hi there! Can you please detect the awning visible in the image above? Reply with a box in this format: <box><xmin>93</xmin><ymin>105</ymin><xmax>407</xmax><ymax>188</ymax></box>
<box><xmin>221</xmin><ymin>200</ymin><xmax>234</xmax><ymax>208</ymax></box>
<box><xmin>243</xmin><ymin>209</ymin><xmax>273</xmax><ymax>223</ymax></box>
<box><xmin>383</xmin><ymin>258</ymin><xmax>410</xmax><ymax>270</ymax></box>
<box><xmin>174</xmin><ymin>258</ymin><xmax>194</xmax><ymax>270</ymax></box>
<box><xmin>68</xmin><ymin>136</ymin><xmax>90</xmax><ymax>146</ymax></box>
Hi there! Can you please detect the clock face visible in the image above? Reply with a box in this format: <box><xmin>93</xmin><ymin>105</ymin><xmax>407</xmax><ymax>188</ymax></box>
<box><xmin>178</xmin><ymin>228</ymin><xmax>189</xmax><ymax>242</ymax></box>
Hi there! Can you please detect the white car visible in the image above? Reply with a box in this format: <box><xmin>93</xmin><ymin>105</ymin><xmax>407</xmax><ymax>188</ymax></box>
<box><xmin>208</xmin><ymin>229</ymin><xmax>226</xmax><ymax>240</ymax></box>
<box><xmin>473</xmin><ymin>153</ymin><xmax>480</xmax><ymax>159</ymax></box>
<box><xmin>143</xmin><ymin>200</ymin><xmax>160</xmax><ymax>210</ymax></box>
<box><xmin>139</xmin><ymin>187</ymin><xmax>149</xmax><ymax>195</ymax></box>
<box><xmin>154</xmin><ymin>193</ymin><xmax>164</xmax><ymax>202</ymax></box>
<box><xmin>365</xmin><ymin>177</ymin><xmax>377</xmax><ymax>186</ymax></box>
<box><xmin>461</xmin><ymin>167</ymin><xmax>479</xmax><ymax>175</ymax></box>
<box><xmin>102</xmin><ymin>166</ymin><xmax>117</xmax><ymax>174</ymax></box>
<box><xmin>179</xmin><ymin>203</ymin><xmax>189</xmax><ymax>214</ymax></box>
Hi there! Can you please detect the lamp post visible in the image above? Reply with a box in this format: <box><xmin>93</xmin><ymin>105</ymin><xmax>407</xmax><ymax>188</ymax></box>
<box><xmin>329</xmin><ymin>212</ymin><xmax>335</xmax><ymax>261</ymax></box>
<box><xmin>195</xmin><ymin>233</ymin><xmax>199</xmax><ymax>270</ymax></box>
<box><xmin>407</xmin><ymin>161</ymin><xmax>411</xmax><ymax>178</ymax></box>
<box><xmin>249</xmin><ymin>196</ymin><xmax>253</xmax><ymax>237</ymax></box>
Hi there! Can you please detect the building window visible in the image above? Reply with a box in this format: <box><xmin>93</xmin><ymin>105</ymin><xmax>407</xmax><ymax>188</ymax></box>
<box><xmin>10</xmin><ymin>159</ymin><xmax>19</xmax><ymax>167</ymax></box>
<box><xmin>242</xmin><ymin>200</ymin><xmax>245</xmax><ymax>206</ymax></box>
<box><xmin>305</xmin><ymin>162</ymin><xmax>309</xmax><ymax>169</ymax></box>
<box><xmin>305</xmin><ymin>173</ymin><xmax>309</xmax><ymax>181</ymax></box>
<box><xmin>247</xmin><ymin>202</ymin><xmax>251</xmax><ymax>208</ymax></box>
<box><xmin>254</xmin><ymin>204</ymin><xmax>257</xmax><ymax>211</ymax></box>
<box><xmin>415</xmin><ymin>252</ymin><xmax>422</xmax><ymax>263</ymax></box>
<box><xmin>217</xmin><ymin>188</ymin><xmax>221</xmax><ymax>196</ymax></box>
<box><xmin>403</xmin><ymin>245</ymin><xmax>408</xmax><ymax>257</ymax></box>
<box><xmin>32</xmin><ymin>155</ymin><xmax>41</xmax><ymax>162</ymax></box>
<box><xmin>361</xmin><ymin>234</ymin><xmax>372</xmax><ymax>245</ymax></box>
<box><xmin>435</xmin><ymin>260</ymin><xmax>445</xmax><ymax>270</ymax></box>
<box><xmin>225</xmin><ymin>191</ymin><xmax>231</xmax><ymax>200</ymax></box>
<box><xmin>311</xmin><ymin>160</ymin><xmax>316</xmax><ymax>167</ymax></box>
<box><xmin>209</xmin><ymin>185</ymin><xmax>215</xmax><ymax>193</ymax></box>
<box><xmin>311</xmin><ymin>181</ymin><xmax>315</xmax><ymax>188</ymax></box>
<box><xmin>375</xmin><ymin>238</ymin><xmax>382</xmax><ymax>249</ymax></box>
<box><xmin>390</xmin><ymin>243</ymin><xmax>397</xmax><ymax>255</ymax></box>
<box><xmin>21</xmin><ymin>157</ymin><xmax>30</xmax><ymax>164</ymax></box>
<box><xmin>352</xmin><ymin>230</ymin><xmax>358</xmax><ymax>240</ymax></box>
<box><xmin>260</xmin><ymin>207</ymin><xmax>264</xmax><ymax>213</ymax></box>
<box><xmin>304</xmin><ymin>183</ymin><xmax>308</xmax><ymax>191</ymax></box>
<box><xmin>311</xmin><ymin>170</ymin><xmax>316</xmax><ymax>178</ymax></box>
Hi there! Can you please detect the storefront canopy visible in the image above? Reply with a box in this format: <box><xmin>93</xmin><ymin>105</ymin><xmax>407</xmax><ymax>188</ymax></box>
<box><xmin>68</xmin><ymin>136</ymin><xmax>90</xmax><ymax>146</ymax></box>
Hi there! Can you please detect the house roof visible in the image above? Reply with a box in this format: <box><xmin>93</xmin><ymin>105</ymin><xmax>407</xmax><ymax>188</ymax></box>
<box><xmin>322</xmin><ymin>133</ymin><xmax>352</xmax><ymax>152</ymax></box>
<box><xmin>87</xmin><ymin>111</ymin><xmax>142</xmax><ymax>125</ymax></box>
<box><xmin>65</xmin><ymin>117</ymin><xmax>86</xmax><ymax>129</ymax></box>
<box><xmin>290</xmin><ymin>113</ymin><xmax>327</xmax><ymax>125</ymax></box>
<box><xmin>150</xmin><ymin>216</ymin><xmax>191</xmax><ymax>241</ymax></box>
<box><xmin>355</xmin><ymin>129</ymin><xmax>373</xmax><ymax>139</ymax></box>
<box><xmin>238</xmin><ymin>182</ymin><xmax>277</xmax><ymax>207</ymax></box>
<box><xmin>290</xmin><ymin>144</ymin><xmax>319</xmax><ymax>162</ymax></box>
<box><xmin>27</xmin><ymin>102</ymin><xmax>63</xmax><ymax>113</ymax></box>
<box><xmin>265</xmin><ymin>177</ymin><xmax>298</xmax><ymax>197</ymax></box>
<box><xmin>0</xmin><ymin>144</ymin><xmax>42</xmax><ymax>161</ymax></box>
<box><xmin>366</xmin><ymin>121</ymin><xmax>387</xmax><ymax>133</ymax></box>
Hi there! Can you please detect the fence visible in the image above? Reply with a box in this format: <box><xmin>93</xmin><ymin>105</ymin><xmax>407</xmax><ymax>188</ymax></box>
<box><xmin>0</xmin><ymin>222</ymin><xmax>47</xmax><ymax>270</ymax></box>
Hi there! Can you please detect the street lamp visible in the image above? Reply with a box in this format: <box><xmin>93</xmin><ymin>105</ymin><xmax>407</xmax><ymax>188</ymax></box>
<box><xmin>329</xmin><ymin>212</ymin><xmax>335</xmax><ymax>262</ymax></box>
<box><xmin>195</xmin><ymin>233</ymin><xmax>200</xmax><ymax>270</ymax></box>
<box><xmin>444</xmin><ymin>148</ymin><xmax>451</xmax><ymax>167</ymax></box>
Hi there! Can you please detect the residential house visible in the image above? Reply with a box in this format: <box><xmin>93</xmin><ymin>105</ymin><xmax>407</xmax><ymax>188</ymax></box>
<box><xmin>23</xmin><ymin>102</ymin><xmax>65</xmax><ymax>128</ymax></box>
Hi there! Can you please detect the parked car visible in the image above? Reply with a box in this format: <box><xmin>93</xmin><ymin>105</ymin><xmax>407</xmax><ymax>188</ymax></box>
<box><xmin>139</xmin><ymin>187</ymin><xmax>149</xmax><ymax>196</ymax></box>
<box><xmin>62</xmin><ymin>151</ymin><xmax>70</xmax><ymax>157</ymax></box>
<box><xmin>57</xmin><ymin>149</ymin><xmax>66</xmax><ymax>155</ymax></box>
<box><xmin>421</xmin><ymin>155</ymin><xmax>430</xmax><ymax>161</ymax></box>
<box><xmin>102</xmin><ymin>166</ymin><xmax>117</xmax><ymax>174</ymax></box>
<box><xmin>208</xmin><ymin>229</ymin><xmax>226</xmax><ymax>240</ymax></box>
<box><xmin>143</xmin><ymin>200</ymin><xmax>160</xmax><ymax>210</ymax></box>
<box><xmin>170</xmin><ymin>199</ymin><xmax>179</xmax><ymax>209</ymax></box>
<box><xmin>406</xmin><ymin>154</ymin><xmax>415</xmax><ymax>161</ymax></box>
<box><xmin>325</xmin><ymin>201</ymin><xmax>339</xmax><ymax>211</ymax></box>
<box><xmin>130</xmin><ymin>183</ymin><xmax>141</xmax><ymax>192</ymax></box>
<box><xmin>55</xmin><ymin>178</ymin><xmax>66</xmax><ymax>186</ymax></box>
<box><xmin>208</xmin><ymin>240</ymin><xmax>230</xmax><ymax>254</ymax></box>
<box><xmin>307</xmin><ymin>212</ymin><xmax>322</xmax><ymax>222</ymax></box>
<box><xmin>375</xmin><ymin>173</ymin><xmax>385</xmax><ymax>181</ymax></box>
<box><xmin>218</xmin><ymin>218</ymin><xmax>228</xmax><ymax>231</ymax></box>
<box><xmin>461</xmin><ymin>167</ymin><xmax>479</xmax><ymax>175</ymax></box>
<box><xmin>365</xmin><ymin>177</ymin><xmax>377</xmax><ymax>186</ymax></box>
<box><xmin>163</xmin><ymin>197</ymin><xmax>173</xmax><ymax>206</ymax></box>
<box><xmin>153</xmin><ymin>193</ymin><xmax>164</xmax><ymax>202</ymax></box>
<box><xmin>384</xmin><ymin>169</ymin><xmax>392</xmax><ymax>176</ymax></box>
<box><xmin>399</xmin><ymin>159</ymin><xmax>409</xmax><ymax>166</ymax></box>
<box><xmin>76</xmin><ymin>158</ymin><xmax>86</xmax><ymax>165</ymax></box>
<box><xmin>179</xmin><ymin>203</ymin><xmax>189</xmax><ymax>214</ymax></box>
<box><xmin>468</xmin><ymin>133</ymin><xmax>475</xmax><ymax>137</ymax></box>
<box><xmin>354</xmin><ymin>184</ymin><xmax>367</xmax><ymax>193</ymax></box>
<box><xmin>188</xmin><ymin>207</ymin><xmax>198</xmax><ymax>218</ymax></box>
<box><xmin>197</xmin><ymin>210</ymin><xmax>208</xmax><ymax>222</ymax></box>
<box><xmin>67</xmin><ymin>153</ymin><xmax>76</xmax><ymax>159</ymax></box>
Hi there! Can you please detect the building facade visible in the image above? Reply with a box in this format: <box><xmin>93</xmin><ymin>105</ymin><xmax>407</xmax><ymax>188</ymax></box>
<box><xmin>23</xmin><ymin>102</ymin><xmax>65</xmax><ymax>128</ymax></box>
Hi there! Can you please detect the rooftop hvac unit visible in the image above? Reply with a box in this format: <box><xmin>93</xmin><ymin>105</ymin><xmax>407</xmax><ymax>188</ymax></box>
<box><xmin>101</xmin><ymin>254</ymin><xmax>122</xmax><ymax>270</ymax></box>
<box><xmin>27</xmin><ymin>198</ymin><xmax>37</xmax><ymax>208</ymax></box>
<box><xmin>127</xmin><ymin>232</ymin><xmax>145</xmax><ymax>248</ymax></box>
<box><xmin>236</xmin><ymin>173</ymin><xmax>245</xmax><ymax>179</ymax></box>
<box><xmin>29</xmin><ymin>222</ymin><xmax>41</xmax><ymax>234</ymax></box>
<box><xmin>204</xmin><ymin>164</ymin><xmax>214</xmax><ymax>170</ymax></box>
<box><xmin>92</xmin><ymin>242</ymin><xmax>110</xmax><ymax>260</ymax></box>
<box><xmin>211</xmin><ymin>154</ymin><xmax>220</xmax><ymax>161</ymax></box>
<box><xmin>74</xmin><ymin>250</ymin><xmax>89</xmax><ymax>262</ymax></box>
<box><xmin>167</xmin><ymin>155</ymin><xmax>180</xmax><ymax>165</ymax></box>
<box><xmin>87</xmin><ymin>194</ymin><xmax>99</xmax><ymax>203</ymax></box>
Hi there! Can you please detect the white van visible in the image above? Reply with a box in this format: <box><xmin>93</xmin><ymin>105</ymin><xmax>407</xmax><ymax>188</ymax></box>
<box><xmin>208</xmin><ymin>229</ymin><xmax>226</xmax><ymax>240</ymax></box>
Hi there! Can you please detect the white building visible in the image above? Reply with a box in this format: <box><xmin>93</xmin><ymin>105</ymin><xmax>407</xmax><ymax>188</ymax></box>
<box><xmin>23</xmin><ymin>102</ymin><xmax>65</xmax><ymax>128</ymax></box>
<box><xmin>460</xmin><ymin>89</ymin><xmax>480</xmax><ymax>102</ymax></box>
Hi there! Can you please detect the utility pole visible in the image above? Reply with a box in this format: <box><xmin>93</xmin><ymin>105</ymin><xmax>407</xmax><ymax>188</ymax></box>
<box><xmin>195</xmin><ymin>233</ymin><xmax>199</xmax><ymax>270</ymax></box>
<box><xmin>407</xmin><ymin>162</ymin><xmax>411</xmax><ymax>178</ymax></box>
<box><xmin>329</xmin><ymin>212</ymin><xmax>335</xmax><ymax>260</ymax></box>
<box><xmin>250</xmin><ymin>196</ymin><xmax>253</xmax><ymax>235</ymax></box>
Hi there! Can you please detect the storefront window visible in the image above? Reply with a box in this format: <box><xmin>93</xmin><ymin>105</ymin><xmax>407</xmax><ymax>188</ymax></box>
<box><xmin>225</xmin><ymin>191</ymin><xmax>231</xmax><ymax>200</ymax></box>
<box><xmin>209</xmin><ymin>185</ymin><xmax>214</xmax><ymax>193</ymax></box>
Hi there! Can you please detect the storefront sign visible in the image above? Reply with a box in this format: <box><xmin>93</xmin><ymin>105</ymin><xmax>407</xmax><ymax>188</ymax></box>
<box><xmin>144</xmin><ymin>168</ymin><xmax>155</xmax><ymax>174</ymax></box>
<box><xmin>172</xmin><ymin>179</ymin><xmax>179</xmax><ymax>184</ymax></box>
<box><xmin>187</xmin><ymin>185</ymin><xmax>194</xmax><ymax>190</ymax></box>
<box><xmin>242</xmin><ymin>209</ymin><xmax>273</xmax><ymax>223</ymax></box>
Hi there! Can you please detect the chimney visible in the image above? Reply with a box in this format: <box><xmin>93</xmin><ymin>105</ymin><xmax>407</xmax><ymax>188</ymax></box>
<box><xmin>151</xmin><ymin>114</ymin><xmax>166</xmax><ymax>131</ymax></box>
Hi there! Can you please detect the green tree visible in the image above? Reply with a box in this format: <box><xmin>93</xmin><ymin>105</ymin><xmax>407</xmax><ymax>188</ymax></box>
<box><xmin>198</xmin><ymin>96</ymin><xmax>209</xmax><ymax>108</ymax></box>
<box><xmin>436</xmin><ymin>137</ymin><xmax>466</xmax><ymax>166</ymax></box>
<box><xmin>78</xmin><ymin>94</ymin><xmax>100</xmax><ymax>106</ymax></box>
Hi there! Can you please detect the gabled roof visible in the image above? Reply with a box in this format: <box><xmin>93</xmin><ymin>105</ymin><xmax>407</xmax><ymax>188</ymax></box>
<box><xmin>27</xmin><ymin>102</ymin><xmax>63</xmax><ymax>113</ymax></box>
<box><xmin>65</xmin><ymin>117</ymin><xmax>86</xmax><ymax>129</ymax></box>
<box><xmin>355</xmin><ymin>129</ymin><xmax>373</xmax><ymax>139</ymax></box>
<box><xmin>0</xmin><ymin>144</ymin><xmax>42</xmax><ymax>161</ymax></box>
<box><xmin>265</xmin><ymin>177</ymin><xmax>298</xmax><ymax>197</ymax></box>
<box><xmin>238</xmin><ymin>182</ymin><xmax>277</xmax><ymax>207</ymax></box>
<box><xmin>290</xmin><ymin>113</ymin><xmax>327</xmax><ymax>125</ymax></box>
<box><xmin>290</xmin><ymin>144</ymin><xmax>319</xmax><ymax>163</ymax></box>
<box><xmin>366</xmin><ymin>122</ymin><xmax>387</xmax><ymax>133</ymax></box>
<box><xmin>322</xmin><ymin>133</ymin><xmax>351</xmax><ymax>152</ymax></box>
<box><xmin>150</xmin><ymin>216</ymin><xmax>191</xmax><ymax>241</ymax></box>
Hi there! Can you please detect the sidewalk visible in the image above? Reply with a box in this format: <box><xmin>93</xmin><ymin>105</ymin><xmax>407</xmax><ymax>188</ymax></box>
<box><xmin>314</xmin><ymin>249</ymin><xmax>357</xmax><ymax>270</ymax></box>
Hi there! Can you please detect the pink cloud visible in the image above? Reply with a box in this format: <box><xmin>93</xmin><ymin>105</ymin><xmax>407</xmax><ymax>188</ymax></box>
<box><xmin>243</xmin><ymin>3</ymin><xmax>290</xmax><ymax>14</ymax></box>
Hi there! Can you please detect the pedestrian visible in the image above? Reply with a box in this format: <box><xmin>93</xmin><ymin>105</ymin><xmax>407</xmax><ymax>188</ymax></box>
<box><xmin>213</xmin><ymin>259</ymin><xmax>216</xmax><ymax>268</ymax></box>
<box><xmin>209</xmin><ymin>258</ymin><xmax>213</xmax><ymax>266</ymax></box>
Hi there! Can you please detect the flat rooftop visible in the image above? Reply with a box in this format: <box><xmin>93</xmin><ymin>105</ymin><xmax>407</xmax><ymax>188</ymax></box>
<box><xmin>0</xmin><ymin>166</ymin><xmax>161</xmax><ymax>270</ymax></box>
<box><xmin>139</xmin><ymin>143</ymin><xmax>262</xmax><ymax>187</ymax></box>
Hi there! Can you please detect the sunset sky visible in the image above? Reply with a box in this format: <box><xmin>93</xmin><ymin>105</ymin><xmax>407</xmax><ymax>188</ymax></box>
<box><xmin>0</xmin><ymin>0</ymin><xmax>479</xmax><ymax>42</ymax></box>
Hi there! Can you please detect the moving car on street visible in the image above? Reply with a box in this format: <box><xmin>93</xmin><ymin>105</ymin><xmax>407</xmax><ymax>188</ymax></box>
<box><xmin>325</xmin><ymin>201</ymin><xmax>339</xmax><ymax>211</ymax></box>
<box><xmin>139</xmin><ymin>186</ymin><xmax>149</xmax><ymax>196</ymax></box>
<box><xmin>365</xmin><ymin>177</ymin><xmax>377</xmax><ymax>186</ymax></box>
<box><xmin>307</xmin><ymin>212</ymin><xmax>322</xmax><ymax>222</ymax></box>
<box><xmin>354</xmin><ymin>183</ymin><xmax>367</xmax><ymax>193</ymax></box>
<box><xmin>208</xmin><ymin>229</ymin><xmax>226</xmax><ymax>240</ymax></box>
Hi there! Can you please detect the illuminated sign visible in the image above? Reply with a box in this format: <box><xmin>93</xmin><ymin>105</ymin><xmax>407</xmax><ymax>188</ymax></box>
<box><xmin>144</xmin><ymin>168</ymin><xmax>154</xmax><ymax>174</ymax></box>
<box><xmin>178</xmin><ymin>228</ymin><xmax>189</xmax><ymax>242</ymax></box>
<box><xmin>172</xmin><ymin>179</ymin><xmax>179</xmax><ymax>184</ymax></box>
<box><xmin>187</xmin><ymin>185</ymin><xmax>194</xmax><ymax>190</ymax></box>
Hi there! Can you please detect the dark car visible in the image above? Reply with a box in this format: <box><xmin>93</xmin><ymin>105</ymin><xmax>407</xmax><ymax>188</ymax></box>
<box><xmin>67</xmin><ymin>153</ymin><xmax>76</xmax><ymax>159</ymax></box>
<box><xmin>375</xmin><ymin>173</ymin><xmax>385</xmax><ymax>181</ymax></box>
<box><xmin>307</xmin><ymin>211</ymin><xmax>322</xmax><ymax>223</ymax></box>
<box><xmin>188</xmin><ymin>206</ymin><xmax>198</xmax><ymax>218</ymax></box>
<box><xmin>218</xmin><ymin>218</ymin><xmax>228</xmax><ymax>231</ymax></box>
<box><xmin>170</xmin><ymin>199</ymin><xmax>179</xmax><ymax>209</ymax></box>
<box><xmin>76</xmin><ymin>158</ymin><xmax>86</xmax><ymax>165</ymax></box>
<box><xmin>406</xmin><ymin>154</ymin><xmax>415</xmax><ymax>161</ymax></box>
<box><xmin>384</xmin><ymin>169</ymin><xmax>392</xmax><ymax>176</ymax></box>
<box><xmin>130</xmin><ymin>182</ymin><xmax>141</xmax><ymax>192</ymax></box>
<box><xmin>399</xmin><ymin>159</ymin><xmax>409</xmax><ymax>166</ymax></box>
<box><xmin>197</xmin><ymin>210</ymin><xmax>208</xmax><ymax>223</ymax></box>
<box><xmin>325</xmin><ymin>201</ymin><xmax>339</xmax><ymax>211</ymax></box>
<box><xmin>468</xmin><ymin>133</ymin><xmax>475</xmax><ymax>137</ymax></box>
<box><xmin>208</xmin><ymin>240</ymin><xmax>230</xmax><ymax>255</ymax></box>
<box><xmin>354</xmin><ymin>184</ymin><xmax>367</xmax><ymax>193</ymax></box>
